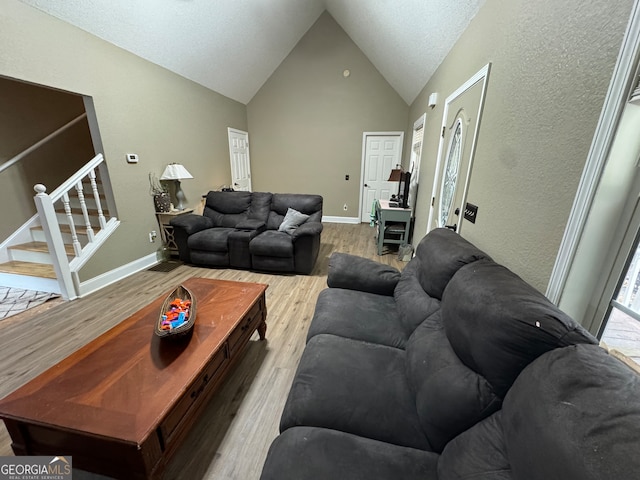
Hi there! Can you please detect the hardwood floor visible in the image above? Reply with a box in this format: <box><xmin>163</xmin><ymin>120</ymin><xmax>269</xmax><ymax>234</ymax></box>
<box><xmin>0</xmin><ymin>222</ymin><xmax>406</xmax><ymax>480</ymax></box>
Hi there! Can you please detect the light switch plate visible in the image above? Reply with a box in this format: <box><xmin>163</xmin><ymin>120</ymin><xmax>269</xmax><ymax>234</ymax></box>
<box><xmin>464</xmin><ymin>202</ymin><xmax>478</xmax><ymax>223</ymax></box>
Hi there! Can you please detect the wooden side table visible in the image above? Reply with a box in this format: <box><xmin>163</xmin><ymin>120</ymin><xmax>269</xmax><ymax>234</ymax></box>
<box><xmin>155</xmin><ymin>208</ymin><xmax>193</xmax><ymax>255</ymax></box>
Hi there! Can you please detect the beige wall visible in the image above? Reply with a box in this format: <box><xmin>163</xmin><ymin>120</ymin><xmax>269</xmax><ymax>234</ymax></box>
<box><xmin>0</xmin><ymin>76</ymin><xmax>94</xmax><ymax>241</ymax></box>
<box><xmin>407</xmin><ymin>0</ymin><xmax>634</xmax><ymax>292</ymax></box>
<box><xmin>1</xmin><ymin>0</ymin><xmax>247</xmax><ymax>280</ymax></box>
<box><xmin>247</xmin><ymin>12</ymin><xmax>409</xmax><ymax>218</ymax></box>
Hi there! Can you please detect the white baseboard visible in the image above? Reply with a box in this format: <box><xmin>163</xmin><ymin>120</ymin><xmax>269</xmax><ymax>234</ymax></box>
<box><xmin>76</xmin><ymin>252</ymin><xmax>160</xmax><ymax>298</ymax></box>
<box><xmin>322</xmin><ymin>215</ymin><xmax>361</xmax><ymax>224</ymax></box>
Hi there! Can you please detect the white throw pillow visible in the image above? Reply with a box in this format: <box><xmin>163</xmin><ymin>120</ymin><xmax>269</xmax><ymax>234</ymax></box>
<box><xmin>278</xmin><ymin>208</ymin><xmax>310</xmax><ymax>234</ymax></box>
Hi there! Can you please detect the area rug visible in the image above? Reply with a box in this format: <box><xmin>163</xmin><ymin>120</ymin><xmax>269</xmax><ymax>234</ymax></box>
<box><xmin>0</xmin><ymin>287</ymin><xmax>61</xmax><ymax>321</ymax></box>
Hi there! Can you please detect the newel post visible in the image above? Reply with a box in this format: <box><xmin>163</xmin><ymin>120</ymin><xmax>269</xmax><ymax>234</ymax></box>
<box><xmin>33</xmin><ymin>184</ymin><xmax>75</xmax><ymax>300</ymax></box>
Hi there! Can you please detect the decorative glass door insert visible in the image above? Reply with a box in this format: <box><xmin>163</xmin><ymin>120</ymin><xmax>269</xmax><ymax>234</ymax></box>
<box><xmin>439</xmin><ymin>119</ymin><xmax>463</xmax><ymax>227</ymax></box>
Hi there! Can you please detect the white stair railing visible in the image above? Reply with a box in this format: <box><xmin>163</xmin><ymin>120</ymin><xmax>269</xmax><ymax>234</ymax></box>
<box><xmin>33</xmin><ymin>153</ymin><xmax>119</xmax><ymax>300</ymax></box>
<box><xmin>33</xmin><ymin>184</ymin><xmax>76</xmax><ymax>300</ymax></box>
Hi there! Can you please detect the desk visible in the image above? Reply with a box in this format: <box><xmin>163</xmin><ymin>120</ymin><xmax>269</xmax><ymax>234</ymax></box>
<box><xmin>375</xmin><ymin>199</ymin><xmax>412</xmax><ymax>255</ymax></box>
<box><xmin>155</xmin><ymin>209</ymin><xmax>193</xmax><ymax>255</ymax></box>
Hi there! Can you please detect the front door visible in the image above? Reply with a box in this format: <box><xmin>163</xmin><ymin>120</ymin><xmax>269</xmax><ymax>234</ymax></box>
<box><xmin>427</xmin><ymin>64</ymin><xmax>491</xmax><ymax>233</ymax></box>
<box><xmin>228</xmin><ymin>128</ymin><xmax>252</xmax><ymax>191</ymax></box>
<box><xmin>360</xmin><ymin>133</ymin><xmax>404</xmax><ymax>222</ymax></box>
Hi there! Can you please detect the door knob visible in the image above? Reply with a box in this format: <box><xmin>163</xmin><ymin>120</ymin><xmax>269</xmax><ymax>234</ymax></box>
<box><xmin>364</xmin><ymin>184</ymin><xmax>369</xmax><ymax>187</ymax></box>
<box><xmin>445</xmin><ymin>224</ymin><xmax>457</xmax><ymax>231</ymax></box>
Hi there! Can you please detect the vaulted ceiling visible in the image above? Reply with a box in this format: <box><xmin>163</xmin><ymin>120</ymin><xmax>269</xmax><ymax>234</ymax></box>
<box><xmin>18</xmin><ymin>0</ymin><xmax>485</xmax><ymax>105</ymax></box>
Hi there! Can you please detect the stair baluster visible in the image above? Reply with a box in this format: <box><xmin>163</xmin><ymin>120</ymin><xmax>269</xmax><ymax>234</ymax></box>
<box><xmin>62</xmin><ymin>192</ymin><xmax>83</xmax><ymax>257</ymax></box>
<box><xmin>75</xmin><ymin>181</ymin><xmax>95</xmax><ymax>243</ymax></box>
<box><xmin>89</xmin><ymin>168</ymin><xmax>107</xmax><ymax>230</ymax></box>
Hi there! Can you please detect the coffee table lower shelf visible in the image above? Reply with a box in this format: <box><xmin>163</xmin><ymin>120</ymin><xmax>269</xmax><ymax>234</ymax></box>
<box><xmin>0</xmin><ymin>278</ymin><xmax>268</xmax><ymax>480</ymax></box>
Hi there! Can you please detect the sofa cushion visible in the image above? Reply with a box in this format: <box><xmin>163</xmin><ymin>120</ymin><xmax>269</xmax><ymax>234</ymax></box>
<box><xmin>203</xmin><ymin>191</ymin><xmax>252</xmax><ymax>227</ymax></box>
<box><xmin>437</xmin><ymin>411</ymin><xmax>512</xmax><ymax>480</ymax></box>
<box><xmin>250</xmin><ymin>230</ymin><xmax>294</xmax><ymax>257</ymax></box>
<box><xmin>267</xmin><ymin>194</ymin><xmax>323</xmax><ymax>229</ymax></box>
<box><xmin>260</xmin><ymin>426</ymin><xmax>439</xmax><ymax>480</ymax></box>
<box><xmin>278</xmin><ymin>207</ymin><xmax>309</xmax><ymax>234</ymax></box>
<box><xmin>247</xmin><ymin>191</ymin><xmax>273</xmax><ymax>221</ymax></box>
<box><xmin>188</xmin><ymin>227</ymin><xmax>235</xmax><ymax>252</ymax></box>
<box><xmin>441</xmin><ymin>259</ymin><xmax>598</xmax><ymax>398</ymax></box>
<box><xmin>327</xmin><ymin>253</ymin><xmax>401</xmax><ymax>296</ymax></box>
<box><xmin>306</xmin><ymin>288</ymin><xmax>407</xmax><ymax>348</ymax></box>
<box><xmin>406</xmin><ymin>312</ymin><xmax>501</xmax><ymax>452</ymax></box>
<box><xmin>502</xmin><ymin>344</ymin><xmax>640</xmax><ymax>480</ymax></box>
<box><xmin>394</xmin><ymin>260</ymin><xmax>441</xmax><ymax>334</ymax></box>
<box><xmin>410</xmin><ymin>228</ymin><xmax>490</xmax><ymax>299</ymax></box>
<box><xmin>280</xmin><ymin>334</ymin><xmax>431</xmax><ymax>450</ymax></box>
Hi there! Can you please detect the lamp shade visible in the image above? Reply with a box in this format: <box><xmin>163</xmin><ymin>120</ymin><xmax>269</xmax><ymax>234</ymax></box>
<box><xmin>388</xmin><ymin>168</ymin><xmax>403</xmax><ymax>182</ymax></box>
<box><xmin>160</xmin><ymin>163</ymin><xmax>193</xmax><ymax>180</ymax></box>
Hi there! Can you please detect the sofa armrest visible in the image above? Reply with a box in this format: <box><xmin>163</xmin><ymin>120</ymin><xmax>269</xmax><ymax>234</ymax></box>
<box><xmin>327</xmin><ymin>252</ymin><xmax>400</xmax><ymax>295</ymax></box>
<box><xmin>236</xmin><ymin>219</ymin><xmax>266</xmax><ymax>233</ymax></box>
<box><xmin>291</xmin><ymin>221</ymin><xmax>323</xmax><ymax>240</ymax></box>
<box><xmin>169</xmin><ymin>214</ymin><xmax>213</xmax><ymax>235</ymax></box>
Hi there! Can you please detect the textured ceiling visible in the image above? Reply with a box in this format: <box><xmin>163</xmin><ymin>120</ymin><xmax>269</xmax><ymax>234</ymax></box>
<box><xmin>18</xmin><ymin>0</ymin><xmax>484</xmax><ymax>105</ymax></box>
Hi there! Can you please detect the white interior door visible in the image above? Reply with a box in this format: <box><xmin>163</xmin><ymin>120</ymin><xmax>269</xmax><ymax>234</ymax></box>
<box><xmin>228</xmin><ymin>128</ymin><xmax>252</xmax><ymax>191</ymax></box>
<box><xmin>427</xmin><ymin>64</ymin><xmax>491</xmax><ymax>233</ymax></box>
<box><xmin>360</xmin><ymin>133</ymin><xmax>404</xmax><ymax>222</ymax></box>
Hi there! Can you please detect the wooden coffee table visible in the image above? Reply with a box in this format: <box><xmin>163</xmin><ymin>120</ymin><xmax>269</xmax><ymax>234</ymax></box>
<box><xmin>0</xmin><ymin>277</ymin><xmax>268</xmax><ymax>479</ymax></box>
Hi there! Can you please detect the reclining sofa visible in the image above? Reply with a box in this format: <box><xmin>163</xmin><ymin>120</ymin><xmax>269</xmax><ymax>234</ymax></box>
<box><xmin>170</xmin><ymin>191</ymin><xmax>323</xmax><ymax>274</ymax></box>
<box><xmin>260</xmin><ymin>228</ymin><xmax>640</xmax><ymax>480</ymax></box>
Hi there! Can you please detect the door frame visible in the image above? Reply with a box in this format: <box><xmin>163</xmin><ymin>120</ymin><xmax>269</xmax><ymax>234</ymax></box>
<box><xmin>408</xmin><ymin>113</ymin><xmax>427</xmax><ymax>216</ymax></box>
<box><xmin>227</xmin><ymin>127</ymin><xmax>251</xmax><ymax>191</ymax></box>
<box><xmin>426</xmin><ymin>63</ymin><xmax>491</xmax><ymax>233</ymax></box>
<box><xmin>358</xmin><ymin>131</ymin><xmax>405</xmax><ymax>222</ymax></box>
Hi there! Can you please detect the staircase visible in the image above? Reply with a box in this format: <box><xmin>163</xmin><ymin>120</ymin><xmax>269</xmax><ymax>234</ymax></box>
<box><xmin>0</xmin><ymin>154</ymin><xmax>120</xmax><ymax>300</ymax></box>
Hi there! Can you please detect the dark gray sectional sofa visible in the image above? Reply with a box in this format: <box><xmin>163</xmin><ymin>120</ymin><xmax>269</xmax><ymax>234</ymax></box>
<box><xmin>170</xmin><ymin>191</ymin><xmax>323</xmax><ymax>274</ymax></box>
<box><xmin>260</xmin><ymin>228</ymin><xmax>640</xmax><ymax>480</ymax></box>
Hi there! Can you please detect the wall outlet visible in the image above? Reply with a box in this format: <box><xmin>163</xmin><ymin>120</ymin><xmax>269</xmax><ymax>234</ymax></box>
<box><xmin>343</xmin><ymin>204</ymin><xmax>348</xmax><ymax>211</ymax></box>
<box><xmin>149</xmin><ymin>230</ymin><xmax>157</xmax><ymax>243</ymax></box>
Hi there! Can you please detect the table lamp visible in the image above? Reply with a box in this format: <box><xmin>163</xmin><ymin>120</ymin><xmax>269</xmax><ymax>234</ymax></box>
<box><xmin>388</xmin><ymin>166</ymin><xmax>403</xmax><ymax>181</ymax></box>
<box><xmin>160</xmin><ymin>163</ymin><xmax>193</xmax><ymax>210</ymax></box>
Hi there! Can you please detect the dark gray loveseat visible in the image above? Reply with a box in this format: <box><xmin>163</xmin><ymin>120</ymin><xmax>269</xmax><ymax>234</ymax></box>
<box><xmin>170</xmin><ymin>191</ymin><xmax>323</xmax><ymax>274</ymax></box>
<box><xmin>260</xmin><ymin>228</ymin><xmax>640</xmax><ymax>480</ymax></box>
